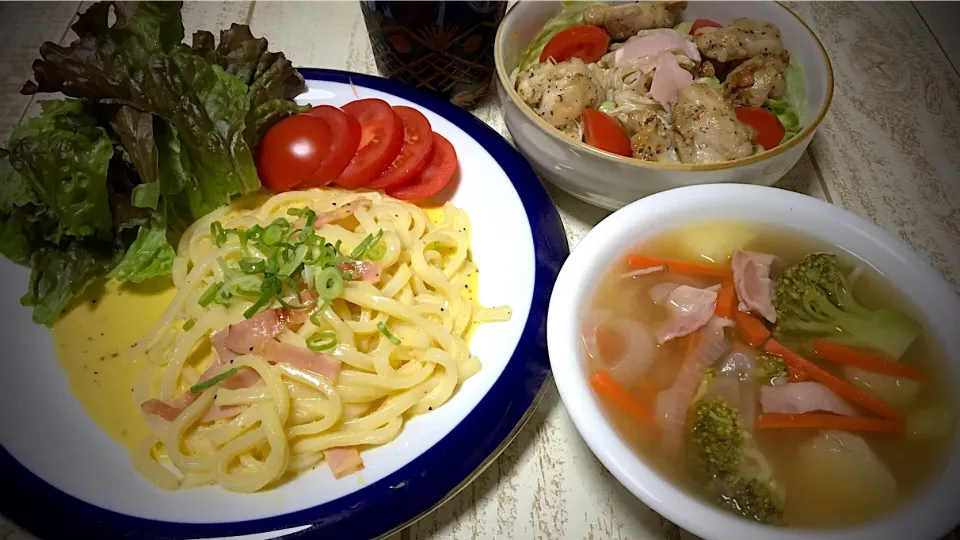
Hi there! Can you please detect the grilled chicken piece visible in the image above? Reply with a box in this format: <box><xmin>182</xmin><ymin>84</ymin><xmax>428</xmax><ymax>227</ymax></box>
<box><xmin>697</xmin><ymin>59</ymin><xmax>717</xmax><ymax>79</ymax></box>
<box><xmin>694</xmin><ymin>18</ymin><xmax>784</xmax><ymax>63</ymax></box>
<box><xmin>673</xmin><ymin>83</ymin><xmax>756</xmax><ymax>164</ymax></box>
<box><xmin>723</xmin><ymin>51</ymin><xmax>790</xmax><ymax>107</ymax></box>
<box><xmin>626</xmin><ymin>109</ymin><xmax>676</xmax><ymax>162</ymax></box>
<box><xmin>515</xmin><ymin>58</ymin><xmax>602</xmax><ymax>132</ymax></box>
<box><xmin>583</xmin><ymin>1</ymin><xmax>688</xmax><ymax>41</ymax></box>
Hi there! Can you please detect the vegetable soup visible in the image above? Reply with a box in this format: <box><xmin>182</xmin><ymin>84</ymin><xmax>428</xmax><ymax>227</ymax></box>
<box><xmin>582</xmin><ymin>221</ymin><xmax>956</xmax><ymax>528</ymax></box>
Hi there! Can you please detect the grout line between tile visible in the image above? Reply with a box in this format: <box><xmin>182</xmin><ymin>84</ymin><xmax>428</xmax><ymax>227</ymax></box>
<box><xmin>912</xmin><ymin>2</ymin><xmax>960</xmax><ymax>80</ymax></box>
<box><xmin>245</xmin><ymin>0</ymin><xmax>257</xmax><ymax>26</ymax></box>
<box><xmin>806</xmin><ymin>147</ymin><xmax>833</xmax><ymax>205</ymax></box>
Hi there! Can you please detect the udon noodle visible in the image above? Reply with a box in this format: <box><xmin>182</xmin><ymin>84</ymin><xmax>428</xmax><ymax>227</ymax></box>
<box><xmin>128</xmin><ymin>189</ymin><xmax>511</xmax><ymax>492</ymax></box>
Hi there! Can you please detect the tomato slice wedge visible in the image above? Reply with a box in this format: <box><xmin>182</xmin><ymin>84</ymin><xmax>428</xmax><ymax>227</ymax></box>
<box><xmin>735</xmin><ymin>106</ymin><xmax>785</xmax><ymax>151</ymax></box>
<box><xmin>691</xmin><ymin>19</ymin><xmax>723</xmax><ymax>35</ymax></box>
<box><xmin>302</xmin><ymin>105</ymin><xmax>361</xmax><ymax>187</ymax></box>
<box><xmin>385</xmin><ymin>132</ymin><xmax>458</xmax><ymax>201</ymax></box>
<box><xmin>582</xmin><ymin>109</ymin><xmax>632</xmax><ymax>157</ymax></box>
<box><xmin>336</xmin><ymin>99</ymin><xmax>404</xmax><ymax>188</ymax></box>
<box><xmin>256</xmin><ymin>113</ymin><xmax>332</xmax><ymax>192</ymax></box>
<box><xmin>540</xmin><ymin>25</ymin><xmax>611</xmax><ymax>65</ymax></box>
<box><xmin>367</xmin><ymin>106</ymin><xmax>435</xmax><ymax>189</ymax></box>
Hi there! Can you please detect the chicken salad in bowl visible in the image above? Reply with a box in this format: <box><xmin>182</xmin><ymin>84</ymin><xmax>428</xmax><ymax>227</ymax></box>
<box><xmin>511</xmin><ymin>1</ymin><xmax>806</xmax><ymax>165</ymax></box>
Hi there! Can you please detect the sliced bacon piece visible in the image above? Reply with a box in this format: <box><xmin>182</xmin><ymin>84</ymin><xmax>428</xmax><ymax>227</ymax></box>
<box><xmin>314</xmin><ymin>197</ymin><xmax>372</xmax><ymax>228</ymax></box>
<box><xmin>761</xmin><ymin>381</ymin><xmax>858</xmax><ymax>416</ymax></box>
<box><xmin>656</xmin><ymin>284</ymin><xmax>721</xmax><ymax>344</ymax></box>
<box><xmin>259</xmin><ymin>339</ymin><xmax>342</xmax><ymax>382</ymax></box>
<box><xmin>210</xmin><ymin>329</ymin><xmax>238</xmax><ymax>364</ymax></box>
<box><xmin>732</xmin><ymin>250</ymin><xmax>778</xmax><ymax>323</ymax></box>
<box><xmin>324</xmin><ymin>447</ymin><xmax>364</xmax><ymax>478</ymax></box>
<box><xmin>338</xmin><ymin>260</ymin><xmax>380</xmax><ymax>282</ymax></box>
<box><xmin>224</xmin><ymin>309</ymin><xmax>285</xmax><ymax>354</ymax></box>
<box><xmin>141</xmin><ymin>399</ymin><xmax>184</xmax><ymax>422</ymax></box>
<box><xmin>279</xmin><ymin>290</ymin><xmax>316</xmax><ymax>326</ymax></box>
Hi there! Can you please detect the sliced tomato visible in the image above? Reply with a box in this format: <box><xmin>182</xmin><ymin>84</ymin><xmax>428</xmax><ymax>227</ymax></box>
<box><xmin>302</xmin><ymin>105</ymin><xmax>361</xmax><ymax>187</ymax></box>
<box><xmin>385</xmin><ymin>132</ymin><xmax>457</xmax><ymax>201</ymax></box>
<box><xmin>256</xmin><ymin>114</ymin><xmax>331</xmax><ymax>192</ymax></box>
<box><xmin>690</xmin><ymin>19</ymin><xmax>723</xmax><ymax>35</ymax></box>
<box><xmin>735</xmin><ymin>106</ymin><xmax>785</xmax><ymax>150</ymax></box>
<box><xmin>336</xmin><ymin>99</ymin><xmax>404</xmax><ymax>189</ymax></box>
<box><xmin>367</xmin><ymin>106</ymin><xmax>434</xmax><ymax>189</ymax></box>
<box><xmin>539</xmin><ymin>25</ymin><xmax>611</xmax><ymax>65</ymax></box>
<box><xmin>582</xmin><ymin>109</ymin><xmax>632</xmax><ymax>157</ymax></box>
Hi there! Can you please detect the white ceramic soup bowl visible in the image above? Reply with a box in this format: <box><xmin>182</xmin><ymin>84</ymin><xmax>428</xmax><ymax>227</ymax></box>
<box><xmin>546</xmin><ymin>184</ymin><xmax>960</xmax><ymax>540</ymax></box>
<box><xmin>495</xmin><ymin>1</ymin><xmax>834</xmax><ymax>210</ymax></box>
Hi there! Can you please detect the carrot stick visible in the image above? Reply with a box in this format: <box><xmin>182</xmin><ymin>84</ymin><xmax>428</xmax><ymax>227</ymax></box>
<box><xmin>813</xmin><ymin>339</ymin><xmax>926</xmax><ymax>380</ymax></box>
<box><xmin>626</xmin><ymin>254</ymin><xmax>733</xmax><ymax>278</ymax></box>
<box><xmin>733</xmin><ymin>310</ymin><xmax>771</xmax><ymax>347</ymax></box>
<box><xmin>758</xmin><ymin>414</ymin><xmax>904</xmax><ymax>434</ymax></box>
<box><xmin>715</xmin><ymin>280</ymin><xmax>736</xmax><ymax>319</ymax></box>
<box><xmin>591</xmin><ymin>370</ymin><xmax>654</xmax><ymax>428</ymax></box>
<box><xmin>764</xmin><ymin>339</ymin><xmax>902</xmax><ymax>420</ymax></box>
<box><xmin>788</xmin><ymin>366</ymin><xmax>810</xmax><ymax>382</ymax></box>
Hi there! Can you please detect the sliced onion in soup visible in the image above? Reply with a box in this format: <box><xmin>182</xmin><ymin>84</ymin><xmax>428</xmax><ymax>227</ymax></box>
<box><xmin>582</xmin><ymin>309</ymin><xmax>657</xmax><ymax>388</ymax></box>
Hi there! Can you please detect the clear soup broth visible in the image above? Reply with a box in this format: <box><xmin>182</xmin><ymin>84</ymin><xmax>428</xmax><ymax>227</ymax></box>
<box><xmin>583</xmin><ymin>221</ymin><xmax>956</xmax><ymax>528</ymax></box>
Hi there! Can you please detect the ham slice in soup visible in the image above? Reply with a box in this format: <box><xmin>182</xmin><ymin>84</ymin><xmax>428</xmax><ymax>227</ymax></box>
<box><xmin>732</xmin><ymin>250</ymin><xmax>778</xmax><ymax>323</ymax></box>
<box><xmin>649</xmin><ymin>282</ymin><xmax>680</xmax><ymax>305</ymax></box>
<box><xmin>649</xmin><ymin>51</ymin><xmax>694</xmax><ymax>111</ymax></box>
<box><xmin>324</xmin><ymin>447</ymin><xmax>364</xmax><ymax>478</ymax></box>
<box><xmin>656</xmin><ymin>284</ymin><xmax>721</xmax><ymax>344</ymax></box>
<box><xmin>657</xmin><ymin>317</ymin><xmax>732</xmax><ymax>454</ymax></box>
<box><xmin>760</xmin><ymin>381</ymin><xmax>858</xmax><ymax>416</ymax></box>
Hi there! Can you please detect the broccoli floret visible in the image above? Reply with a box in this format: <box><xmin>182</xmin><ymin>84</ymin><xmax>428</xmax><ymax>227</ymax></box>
<box><xmin>691</xmin><ymin>398</ymin><xmax>744</xmax><ymax>476</ymax></box>
<box><xmin>693</xmin><ymin>368</ymin><xmax>717</xmax><ymax>402</ymax></box>
<box><xmin>752</xmin><ymin>353</ymin><xmax>788</xmax><ymax>384</ymax></box>
<box><xmin>711</xmin><ymin>476</ymin><xmax>784</xmax><ymax>526</ymax></box>
<box><xmin>689</xmin><ymin>398</ymin><xmax>785</xmax><ymax>525</ymax></box>
<box><xmin>773</xmin><ymin>253</ymin><xmax>921</xmax><ymax>360</ymax></box>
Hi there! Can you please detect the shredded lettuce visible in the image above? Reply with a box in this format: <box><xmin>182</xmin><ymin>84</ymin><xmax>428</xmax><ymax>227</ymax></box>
<box><xmin>674</xmin><ymin>21</ymin><xmax>693</xmax><ymax>35</ymax></box>
<box><xmin>762</xmin><ymin>57</ymin><xmax>807</xmax><ymax>144</ymax></box>
<box><xmin>597</xmin><ymin>101</ymin><xmax>616</xmax><ymax>113</ymax></box>
<box><xmin>517</xmin><ymin>0</ymin><xmax>602</xmax><ymax>71</ymax></box>
<box><xmin>695</xmin><ymin>77</ymin><xmax>721</xmax><ymax>89</ymax></box>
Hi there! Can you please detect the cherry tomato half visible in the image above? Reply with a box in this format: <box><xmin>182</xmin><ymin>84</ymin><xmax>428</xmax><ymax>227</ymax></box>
<box><xmin>540</xmin><ymin>25</ymin><xmax>611</xmax><ymax>65</ymax></box>
<box><xmin>582</xmin><ymin>109</ymin><xmax>632</xmax><ymax>157</ymax></box>
<box><xmin>690</xmin><ymin>19</ymin><xmax>723</xmax><ymax>36</ymax></box>
<box><xmin>256</xmin><ymin>114</ymin><xmax>332</xmax><ymax>192</ymax></box>
<box><xmin>302</xmin><ymin>105</ymin><xmax>362</xmax><ymax>187</ymax></box>
<box><xmin>367</xmin><ymin>106</ymin><xmax>435</xmax><ymax>189</ymax></box>
<box><xmin>386</xmin><ymin>132</ymin><xmax>458</xmax><ymax>201</ymax></box>
<box><xmin>735</xmin><ymin>106</ymin><xmax>785</xmax><ymax>151</ymax></box>
<box><xmin>336</xmin><ymin>99</ymin><xmax>404</xmax><ymax>189</ymax></box>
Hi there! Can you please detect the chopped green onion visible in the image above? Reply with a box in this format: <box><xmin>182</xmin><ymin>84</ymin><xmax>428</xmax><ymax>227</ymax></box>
<box><xmin>314</xmin><ymin>266</ymin><xmax>344</xmax><ymax>300</ymax></box>
<box><xmin>351</xmin><ymin>229</ymin><xmax>383</xmax><ymax>259</ymax></box>
<box><xmin>198</xmin><ymin>282</ymin><xmax>224</xmax><ymax>307</ymax></box>
<box><xmin>210</xmin><ymin>221</ymin><xmax>227</xmax><ymax>247</ymax></box>
<box><xmin>377</xmin><ymin>322</ymin><xmax>402</xmax><ymax>345</ymax></box>
<box><xmin>309</xmin><ymin>310</ymin><xmax>326</xmax><ymax>328</ymax></box>
<box><xmin>262</xmin><ymin>223</ymin><xmax>286</xmax><ymax>246</ymax></box>
<box><xmin>432</xmin><ymin>241</ymin><xmax>441</xmax><ymax>251</ymax></box>
<box><xmin>278</xmin><ymin>244</ymin><xmax>309</xmax><ymax>277</ymax></box>
<box><xmin>239</xmin><ymin>258</ymin><xmax>266</xmax><ymax>274</ymax></box>
<box><xmin>243</xmin><ymin>291</ymin><xmax>273</xmax><ymax>319</ymax></box>
<box><xmin>306</xmin><ymin>331</ymin><xmax>338</xmax><ymax>351</ymax></box>
<box><xmin>245</xmin><ymin>224</ymin><xmax>264</xmax><ymax>242</ymax></box>
<box><xmin>190</xmin><ymin>368</ymin><xmax>238</xmax><ymax>393</ymax></box>
<box><xmin>366</xmin><ymin>239</ymin><xmax>386</xmax><ymax>260</ymax></box>
<box><xmin>261</xmin><ymin>275</ymin><xmax>282</xmax><ymax>295</ymax></box>
<box><xmin>182</xmin><ymin>319</ymin><xmax>196</xmax><ymax>331</ymax></box>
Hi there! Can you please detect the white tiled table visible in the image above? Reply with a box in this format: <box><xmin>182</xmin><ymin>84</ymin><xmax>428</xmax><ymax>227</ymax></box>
<box><xmin>1</xmin><ymin>2</ymin><xmax>958</xmax><ymax>539</ymax></box>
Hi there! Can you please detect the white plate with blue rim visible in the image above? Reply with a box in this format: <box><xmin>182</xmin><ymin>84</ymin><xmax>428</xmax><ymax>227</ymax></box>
<box><xmin>0</xmin><ymin>69</ymin><xmax>568</xmax><ymax>539</ymax></box>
